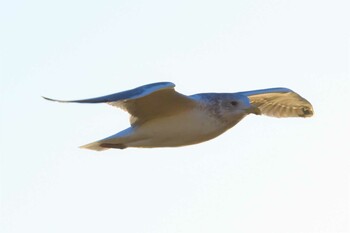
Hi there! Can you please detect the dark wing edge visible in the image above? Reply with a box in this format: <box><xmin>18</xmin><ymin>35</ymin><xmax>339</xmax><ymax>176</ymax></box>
<box><xmin>239</xmin><ymin>87</ymin><xmax>314</xmax><ymax>118</ymax></box>
<box><xmin>42</xmin><ymin>82</ymin><xmax>175</xmax><ymax>104</ymax></box>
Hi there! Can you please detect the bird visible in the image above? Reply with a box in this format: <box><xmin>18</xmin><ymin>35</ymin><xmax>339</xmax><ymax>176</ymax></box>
<box><xmin>43</xmin><ymin>82</ymin><xmax>313</xmax><ymax>151</ymax></box>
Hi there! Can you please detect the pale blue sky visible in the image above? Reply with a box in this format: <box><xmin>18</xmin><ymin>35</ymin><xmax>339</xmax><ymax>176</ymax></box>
<box><xmin>1</xmin><ymin>0</ymin><xmax>349</xmax><ymax>232</ymax></box>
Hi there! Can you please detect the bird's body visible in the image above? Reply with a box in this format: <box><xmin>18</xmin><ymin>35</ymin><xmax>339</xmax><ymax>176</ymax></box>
<box><xmin>89</xmin><ymin>94</ymin><xmax>249</xmax><ymax>150</ymax></box>
<box><xmin>43</xmin><ymin>82</ymin><xmax>313</xmax><ymax>151</ymax></box>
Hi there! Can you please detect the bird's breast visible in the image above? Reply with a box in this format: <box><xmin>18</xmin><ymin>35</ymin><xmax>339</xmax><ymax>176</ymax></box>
<box><xmin>134</xmin><ymin>108</ymin><xmax>231</xmax><ymax>147</ymax></box>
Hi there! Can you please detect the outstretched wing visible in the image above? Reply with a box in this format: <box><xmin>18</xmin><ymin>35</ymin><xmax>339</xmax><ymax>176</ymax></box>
<box><xmin>43</xmin><ymin>82</ymin><xmax>196</xmax><ymax>125</ymax></box>
<box><xmin>238</xmin><ymin>88</ymin><xmax>314</xmax><ymax>118</ymax></box>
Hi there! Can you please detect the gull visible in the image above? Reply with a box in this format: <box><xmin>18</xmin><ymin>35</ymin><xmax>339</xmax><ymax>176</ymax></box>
<box><xmin>43</xmin><ymin>82</ymin><xmax>313</xmax><ymax>151</ymax></box>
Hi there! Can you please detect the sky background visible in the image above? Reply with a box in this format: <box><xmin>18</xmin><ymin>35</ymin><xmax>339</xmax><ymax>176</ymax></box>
<box><xmin>1</xmin><ymin>0</ymin><xmax>349</xmax><ymax>232</ymax></box>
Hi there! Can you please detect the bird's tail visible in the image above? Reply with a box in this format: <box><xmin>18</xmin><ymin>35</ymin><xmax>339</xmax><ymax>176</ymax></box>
<box><xmin>80</xmin><ymin>139</ymin><xmax>127</xmax><ymax>151</ymax></box>
<box><xmin>80</xmin><ymin>141</ymin><xmax>110</xmax><ymax>151</ymax></box>
<box><xmin>80</xmin><ymin>128</ymin><xmax>132</xmax><ymax>151</ymax></box>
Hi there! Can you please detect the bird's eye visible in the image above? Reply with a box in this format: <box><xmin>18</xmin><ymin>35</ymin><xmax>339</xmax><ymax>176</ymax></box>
<box><xmin>230</xmin><ymin>101</ymin><xmax>238</xmax><ymax>106</ymax></box>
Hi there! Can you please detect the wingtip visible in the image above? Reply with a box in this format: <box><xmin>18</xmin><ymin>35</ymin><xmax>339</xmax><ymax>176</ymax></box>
<box><xmin>300</xmin><ymin>106</ymin><xmax>314</xmax><ymax>118</ymax></box>
<box><xmin>42</xmin><ymin>96</ymin><xmax>68</xmax><ymax>103</ymax></box>
<box><xmin>42</xmin><ymin>96</ymin><xmax>53</xmax><ymax>101</ymax></box>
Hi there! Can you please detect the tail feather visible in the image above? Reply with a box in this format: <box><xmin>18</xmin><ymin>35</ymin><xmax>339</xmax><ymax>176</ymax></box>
<box><xmin>80</xmin><ymin>141</ymin><xmax>110</xmax><ymax>151</ymax></box>
<box><xmin>80</xmin><ymin>141</ymin><xmax>127</xmax><ymax>151</ymax></box>
<box><xmin>80</xmin><ymin>128</ymin><xmax>133</xmax><ymax>151</ymax></box>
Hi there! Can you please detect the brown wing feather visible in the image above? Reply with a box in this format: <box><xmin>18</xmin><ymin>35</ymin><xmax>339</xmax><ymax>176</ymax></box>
<box><xmin>248</xmin><ymin>91</ymin><xmax>313</xmax><ymax>118</ymax></box>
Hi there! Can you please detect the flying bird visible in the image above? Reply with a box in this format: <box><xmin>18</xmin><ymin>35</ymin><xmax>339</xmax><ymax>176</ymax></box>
<box><xmin>43</xmin><ymin>82</ymin><xmax>313</xmax><ymax>151</ymax></box>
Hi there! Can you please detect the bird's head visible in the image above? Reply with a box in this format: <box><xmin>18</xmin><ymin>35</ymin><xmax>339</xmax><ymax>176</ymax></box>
<box><xmin>216</xmin><ymin>94</ymin><xmax>261</xmax><ymax>122</ymax></box>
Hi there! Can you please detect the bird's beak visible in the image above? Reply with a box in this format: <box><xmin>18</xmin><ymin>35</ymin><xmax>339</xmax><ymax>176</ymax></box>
<box><xmin>246</xmin><ymin>105</ymin><xmax>261</xmax><ymax>115</ymax></box>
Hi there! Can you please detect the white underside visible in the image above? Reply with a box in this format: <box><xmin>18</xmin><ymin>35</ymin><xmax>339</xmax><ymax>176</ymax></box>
<box><xmin>82</xmin><ymin>108</ymin><xmax>244</xmax><ymax>150</ymax></box>
<box><xmin>127</xmin><ymin>111</ymin><xmax>225</xmax><ymax>147</ymax></box>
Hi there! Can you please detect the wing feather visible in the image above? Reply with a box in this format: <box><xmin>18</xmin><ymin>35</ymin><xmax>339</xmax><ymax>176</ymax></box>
<box><xmin>239</xmin><ymin>88</ymin><xmax>314</xmax><ymax>118</ymax></box>
<box><xmin>43</xmin><ymin>82</ymin><xmax>196</xmax><ymax>125</ymax></box>
<box><xmin>43</xmin><ymin>82</ymin><xmax>175</xmax><ymax>104</ymax></box>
